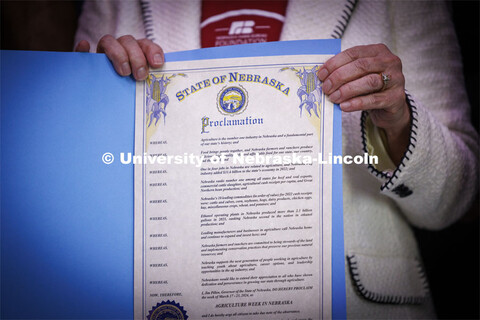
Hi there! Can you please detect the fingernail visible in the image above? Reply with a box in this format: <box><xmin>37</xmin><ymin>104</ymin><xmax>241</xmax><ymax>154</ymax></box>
<box><xmin>121</xmin><ymin>62</ymin><xmax>131</xmax><ymax>75</ymax></box>
<box><xmin>318</xmin><ymin>68</ymin><xmax>328</xmax><ymax>81</ymax></box>
<box><xmin>329</xmin><ymin>90</ymin><xmax>341</xmax><ymax>102</ymax></box>
<box><xmin>153</xmin><ymin>54</ymin><xmax>164</xmax><ymax>65</ymax></box>
<box><xmin>137</xmin><ymin>67</ymin><xmax>147</xmax><ymax>80</ymax></box>
<box><xmin>340</xmin><ymin>101</ymin><xmax>351</xmax><ymax>110</ymax></box>
<box><xmin>323</xmin><ymin>79</ymin><xmax>332</xmax><ymax>93</ymax></box>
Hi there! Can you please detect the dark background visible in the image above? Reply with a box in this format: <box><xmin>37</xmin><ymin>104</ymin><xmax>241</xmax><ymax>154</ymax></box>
<box><xmin>414</xmin><ymin>2</ymin><xmax>479</xmax><ymax>319</ymax></box>
<box><xmin>1</xmin><ymin>1</ymin><xmax>478</xmax><ymax>318</ymax></box>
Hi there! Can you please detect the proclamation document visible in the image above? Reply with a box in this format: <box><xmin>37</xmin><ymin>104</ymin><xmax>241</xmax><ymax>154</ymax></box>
<box><xmin>134</xmin><ymin>41</ymin><xmax>343</xmax><ymax>320</ymax></box>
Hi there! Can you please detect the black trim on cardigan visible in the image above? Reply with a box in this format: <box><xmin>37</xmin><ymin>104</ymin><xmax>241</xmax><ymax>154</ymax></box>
<box><xmin>331</xmin><ymin>0</ymin><xmax>359</xmax><ymax>39</ymax></box>
<box><xmin>360</xmin><ymin>111</ymin><xmax>391</xmax><ymax>180</ymax></box>
<box><xmin>347</xmin><ymin>254</ymin><xmax>428</xmax><ymax>305</ymax></box>
<box><xmin>140</xmin><ymin>1</ymin><xmax>359</xmax><ymax>43</ymax></box>
<box><xmin>360</xmin><ymin>91</ymin><xmax>419</xmax><ymax>194</ymax></box>
<box><xmin>380</xmin><ymin>92</ymin><xmax>418</xmax><ymax>192</ymax></box>
<box><xmin>140</xmin><ymin>0</ymin><xmax>155</xmax><ymax>41</ymax></box>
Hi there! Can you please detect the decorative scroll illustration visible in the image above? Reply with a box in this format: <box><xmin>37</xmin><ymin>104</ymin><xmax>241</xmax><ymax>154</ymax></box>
<box><xmin>145</xmin><ymin>73</ymin><xmax>186</xmax><ymax>150</ymax></box>
<box><xmin>281</xmin><ymin>66</ymin><xmax>322</xmax><ymax>118</ymax></box>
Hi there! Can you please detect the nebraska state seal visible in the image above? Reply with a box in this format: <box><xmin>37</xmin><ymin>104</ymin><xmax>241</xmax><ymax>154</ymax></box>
<box><xmin>217</xmin><ymin>85</ymin><xmax>248</xmax><ymax>116</ymax></box>
<box><xmin>147</xmin><ymin>300</ymin><xmax>188</xmax><ymax>320</ymax></box>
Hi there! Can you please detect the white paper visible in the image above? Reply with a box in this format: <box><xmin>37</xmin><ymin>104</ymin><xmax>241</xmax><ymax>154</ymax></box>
<box><xmin>134</xmin><ymin>54</ymin><xmax>335</xmax><ymax>320</ymax></box>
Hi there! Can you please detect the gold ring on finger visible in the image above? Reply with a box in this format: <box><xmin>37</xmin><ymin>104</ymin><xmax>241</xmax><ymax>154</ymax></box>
<box><xmin>380</xmin><ymin>73</ymin><xmax>391</xmax><ymax>91</ymax></box>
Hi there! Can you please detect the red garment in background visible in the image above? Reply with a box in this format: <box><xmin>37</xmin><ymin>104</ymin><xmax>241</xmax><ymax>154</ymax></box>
<box><xmin>201</xmin><ymin>0</ymin><xmax>288</xmax><ymax>48</ymax></box>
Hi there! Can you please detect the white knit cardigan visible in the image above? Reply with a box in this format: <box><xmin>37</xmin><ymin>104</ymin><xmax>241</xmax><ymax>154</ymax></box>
<box><xmin>76</xmin><ymin>1</ymin><xmax>478</xmax><ymax>318</ymax></box>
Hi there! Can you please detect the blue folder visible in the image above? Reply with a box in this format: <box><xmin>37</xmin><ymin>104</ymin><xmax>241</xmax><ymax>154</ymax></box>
<box><xmin>1</xmin><ymin>40</ymin><xmax>345</xmax><ymax>319</ymax></box>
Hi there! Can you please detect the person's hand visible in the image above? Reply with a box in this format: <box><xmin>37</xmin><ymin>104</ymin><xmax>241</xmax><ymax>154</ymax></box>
<box><xmin>75</xmin><ymin>35</ymin><xmax>165</xmax><ymax>81</ymax></box>
<box><xmin>317</xmin><ymin>44</ymin><xmax>411</xmax><ymax>165</ymax></box>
